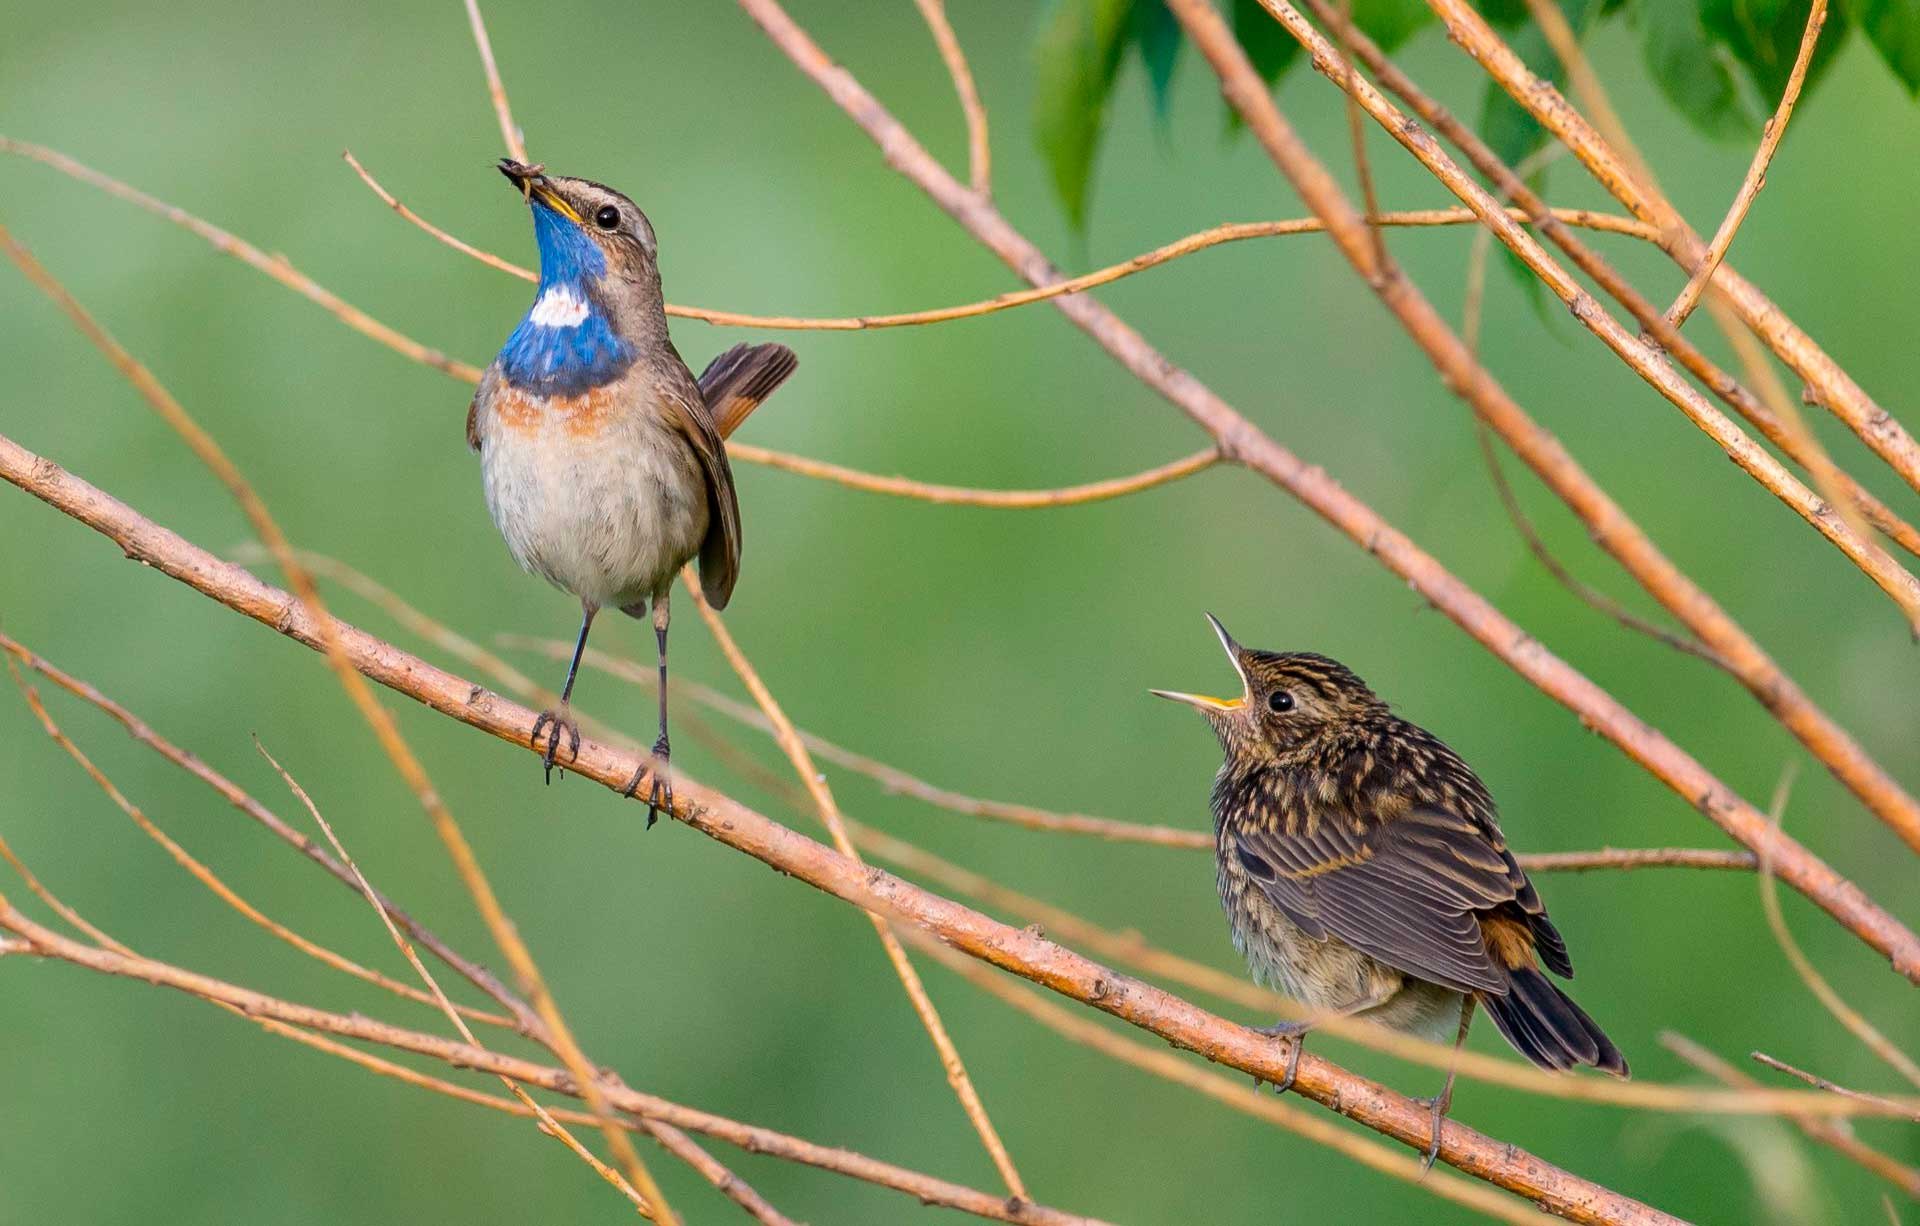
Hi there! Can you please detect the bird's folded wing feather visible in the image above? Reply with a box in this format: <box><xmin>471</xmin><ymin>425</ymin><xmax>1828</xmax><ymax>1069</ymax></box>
<box><xmin>1234</xmin><ymin>806</ymin><xmax>1528</xmax><ymax>995</ymax></box>
<box><xmin>660</xmin><ymin>384</ymin><xmax>741</xmax><ymax>609</ymax></box>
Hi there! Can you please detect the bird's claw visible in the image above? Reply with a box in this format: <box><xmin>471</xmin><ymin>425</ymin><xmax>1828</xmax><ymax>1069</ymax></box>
<box><xmin>1255</xmin><ymin>1021</ymin><xmax>1308</xmax><ymax>1095</ymax></box>
<box><xmin>530</xmin><ymin>708</ymin><xmax>581</xmax><ymax>783</ymax></box>
<box><xmin>622</xmin><ymin>735</ymin><xmax>673</xmax><ymax>827</ymax></box>
<box><xmin>1413</xmin><ymin>1093</ymin><xmax>1450</xmax><ymax>1174</ymax></box>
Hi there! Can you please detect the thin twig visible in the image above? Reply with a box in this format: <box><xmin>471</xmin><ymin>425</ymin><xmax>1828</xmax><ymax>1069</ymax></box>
<box><xmin>1750</xmin><ymin>1053</ymin><xmax>1920</xmax><ymax>1123</ymax></box>
<box><xmin>1758</xmin><ymin>811</ymin><xmax>1920</xmax><ymax>1090</ymax></box>
<box><xmin>1662</xmin><ymin>0</ymin><xmax>1827</xmax><ymax>328</ymax></box>
<box><xmin>724</xmin><ymin>441</ymin><xmax>1222</xmax><ymax>507</ymax></box>
<box><xmin>1662</xmin><ymin>1033</ymin><xmax>1920</xmax><ymax>1199</ymax></box>
<box><xmin>911</xmin><ymin>0</ymin><xmax>990</xmax><ymax>195</ymax></box>
<box><xmin>683</xmin><ymin>570</ymin><xmax>1031</xmax><ymax>1203</ymax></box>
<box><xmin>463</xmin><ymin>0</ymin><xmax>527</xmax><ymax>163</ymax></box>
<box><xmin>535</xmin><ymin>632</ymin><xmax>1758</xmax><ymax>875</ymax></box>
<box><xmin>1336</xmin><ymin>0</ymin><xmax>1391</xmax><ymax>277</ymax></box>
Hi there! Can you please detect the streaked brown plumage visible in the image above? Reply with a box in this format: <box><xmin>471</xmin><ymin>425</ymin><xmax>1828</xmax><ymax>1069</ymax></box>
<box><xmin>1154</xmin><ymin>616</ymin><xmax>1626</xmax><ymax>1159</ymax></box>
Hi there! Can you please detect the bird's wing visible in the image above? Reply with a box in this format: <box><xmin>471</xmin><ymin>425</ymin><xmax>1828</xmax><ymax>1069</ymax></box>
<box><xmin>1233</xmin><ymin>806</ymin><xmax>1532</xmax><ymax>995</ymax></box>
<box><xmin>660</xmin><ymin>372</ymin><xmax>742</xmax><ymax>609</ymax></box>
<box><xmin>466</xmin><ymin>364</ymin><xmax>501</xmax><ymax>452</ymax></box>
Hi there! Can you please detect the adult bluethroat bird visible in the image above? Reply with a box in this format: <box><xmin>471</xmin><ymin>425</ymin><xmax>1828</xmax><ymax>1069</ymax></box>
<box><xmin>1154</xmin><ymin>616</ymin><xmax>1626</xmax><ymax>1165</ymax></box>
<box><xmin>469</xmin><ymin>159</ymin><xmax>797</xmax><ymax>823</ymax></box>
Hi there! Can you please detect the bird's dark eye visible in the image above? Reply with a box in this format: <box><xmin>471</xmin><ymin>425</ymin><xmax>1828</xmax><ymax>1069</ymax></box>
<box><xmin>1267</xmin><ymin>690</ymin><xmax>1295</xmax><ymax>713</ymax></box>
<box><xmin>593</xmin><ymin>205</ymin><xmax>621</xmax><ymax>231</ymax></box>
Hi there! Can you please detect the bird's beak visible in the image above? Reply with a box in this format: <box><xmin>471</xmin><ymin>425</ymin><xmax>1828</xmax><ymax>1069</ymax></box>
<box><xmin>497</xmin><ymin>158</ymin><xmax>581</xmax><ymax>224</ymax></box>
<box><xmin>1150</xmin><ymin>613</ymin><xmax>1250</xmax><ymax>713</ymax></box>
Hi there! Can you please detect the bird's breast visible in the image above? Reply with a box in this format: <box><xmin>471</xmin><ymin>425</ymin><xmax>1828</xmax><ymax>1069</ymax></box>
<box><xmin>488</xmin><ymin>382</ymin><xmax>625</xmax><ymax>441</ymax></box>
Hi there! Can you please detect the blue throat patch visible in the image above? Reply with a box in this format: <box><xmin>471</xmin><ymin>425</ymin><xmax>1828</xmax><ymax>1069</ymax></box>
<box><xmin>497</xmin><ymin>201</ymin><xmax>635</xmax><ymax>395</ymax></box>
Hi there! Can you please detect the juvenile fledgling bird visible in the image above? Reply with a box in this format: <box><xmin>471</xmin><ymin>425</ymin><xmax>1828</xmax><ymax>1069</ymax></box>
<box><xmin>469</xmin><ymin>159</ymin><xmax>797</xmax><ymax>823</ymax></box>
<box><xmin>1153</xmin><ymin>615</ymin><xmax>1626</xmax><ymax>1163</ymax></box>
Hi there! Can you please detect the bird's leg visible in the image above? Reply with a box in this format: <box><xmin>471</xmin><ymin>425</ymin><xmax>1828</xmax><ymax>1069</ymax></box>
<box><xmin>1415</xmin><ymin>996</ymin><xmax>1476</xmax><ymax>1174</ymax></box>
<box><xmin>532</xmin><ymin>603</ymin><xmax>595</xmax><ymax>782</ymax></box>
<box><xmin>621</xmin><ymin>591</ymin><xmax>674</xmax><ymax>825</ymax></box>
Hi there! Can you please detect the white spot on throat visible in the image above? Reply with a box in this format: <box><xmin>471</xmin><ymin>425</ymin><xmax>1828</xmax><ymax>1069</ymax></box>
<box><xmin>529</xmin><ymin>285</ymin><xmax>590</xmax><ymax>328</ymax></box>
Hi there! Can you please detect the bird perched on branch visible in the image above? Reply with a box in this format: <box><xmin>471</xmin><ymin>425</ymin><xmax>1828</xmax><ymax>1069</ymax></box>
<box><xmin>1154</xmin><ymin>616</ymin><xmax>1626</xmax><ymax>1164</ymax></box>
<box><xmin>469</xmin><ymin>159</ymin><xmax>797</xmax><ymax>823</ymax></box>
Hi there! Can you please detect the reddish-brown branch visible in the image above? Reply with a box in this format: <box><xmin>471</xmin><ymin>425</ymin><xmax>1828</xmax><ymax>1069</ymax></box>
<box><xmin>0</xmin><ymin>434</ymin><xmax>1674</xmax><ymax>1221</ymax></box>
<box><xmin>1298</xmin><ymin>2</ymin><xmax>1920</xmax><ymax>566</ymax></box>
<box><xmin>1661</xmin><ymin>0</ymin><xmax>1827</xmax><ymax>328</ymax></box>
<box><xmin>724</xmin><ymin>442</ymin><xmax>1221</xmax><ymax>507</ymax></box>
<box><xmin>911</xmin><ymin>0</ymin><xmax>990</xmax><ymax>196</ymax></box>
<box><xmin>1422</xmin><ymin>0</ymin><xmax>1920</xmax><ymax>499</ymax></box>
<box><xmin>1254</xmin><ymin>2</ymin><xmax>1920</xmax><ymax>647</ymax></box>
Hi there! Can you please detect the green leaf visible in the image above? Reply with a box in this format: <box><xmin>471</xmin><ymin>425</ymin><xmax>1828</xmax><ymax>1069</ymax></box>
<box><xmin>1698</xmin><ymin>0</ymin><xmax>1849</xmax><ymax>104</ymax></box>
<box><xmin>1233</xmin><ymin>0</ymin><xmax>1302</xmax><ymax>85</ymax></box>
<box><xmin>1348</xmin><ymin>0</ymin><xmax>1436</xmax><ymax>51</ymax></box>
<box><xmin>1848</xmin><ymin>0</ymin><xmax>1920</xmax><ymax>93</ymax></box>
<box><xmin>1032</xmin><ymin>0</ymin><xmax>1135</xmax><ymax>228</ymax></box>
<box><xmin>1479</xmin><ymin>0</ymin><xmax>1532</xmax><ymax>25</ymax></box>
<box><xmin>1642</xmin><ymin>2</ymin><xmax>1758</xmax><ymax>138</ymax></box>
<box><xmin>1134</xmin><ymin>0</ymin><xmax>1184</xmax><ymax>122</ymax></box>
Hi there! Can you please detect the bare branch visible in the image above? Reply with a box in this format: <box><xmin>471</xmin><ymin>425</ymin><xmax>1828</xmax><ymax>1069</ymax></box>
<box><xmin>723</xmin><ymin>442</ymin><xmax>1221</xmax><ymax>507</ymax></box>
<box><xmin>462</xmin><ymin>0</ymin><xmax>527</xmax><ymax>163</ymax></box>
<box><xmin>1662</xmin><ymin>0</ymin><xmax>1828</xmax><ymax>328</ymax></box>
<box><xmin>1422</xmin><ymin>0</ymin><xmax>1920</xmax><ymax>497</ymax></box>
<box><xmin>1750</xmin><ymin>1052</ymin><xmax>1920</xmax><ymax>1122</ymax></box>
<box><xmin>911</xmin><ymin>0</ymin><xmax>990</xmax><ymax>195</ymax></box>
<box><xmin>1251</xmin><ymin>1</ymin><xmax>1920</xmax><ymax>634</ymax></box>
<box><xmin>1303</xmin><ymin>1</ymin><xmax>1920</xmax><ymax>564</ymax></box>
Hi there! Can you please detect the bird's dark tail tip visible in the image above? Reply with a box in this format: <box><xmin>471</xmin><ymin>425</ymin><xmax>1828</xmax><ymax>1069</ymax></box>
<box><xmin>1481</xmin><ymin>967</ymin><xmax>1628</xmax><ymax>1078</ymax></box>
<box><xmin>698</xmin><ymin>343</ymin><xmax>799</xmax><ymax>439</ymax></box>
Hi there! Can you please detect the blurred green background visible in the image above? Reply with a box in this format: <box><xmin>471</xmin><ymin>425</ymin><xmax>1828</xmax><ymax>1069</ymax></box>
<box><xmin>4</xmin><ymin>2</ymin><xmax>1918</xmax><ymax>1222</ymax></box>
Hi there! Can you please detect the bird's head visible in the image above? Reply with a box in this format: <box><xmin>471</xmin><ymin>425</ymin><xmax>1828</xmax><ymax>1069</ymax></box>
<box><xmin>1152</xmin><ymin>615</ymin><xmax>1385</xmax><ymax>762</ymax></box>
<box><xmin>495</xmin><ymin>159</ymin><xmax>662</xmax><ymax>393</ymax></box>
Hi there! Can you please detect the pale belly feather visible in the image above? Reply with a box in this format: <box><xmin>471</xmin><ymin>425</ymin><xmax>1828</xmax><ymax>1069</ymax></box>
<box><xmin>479</xmin><ymin>389</ymin><xmax>708</xmax><ymax>611</ymax></box>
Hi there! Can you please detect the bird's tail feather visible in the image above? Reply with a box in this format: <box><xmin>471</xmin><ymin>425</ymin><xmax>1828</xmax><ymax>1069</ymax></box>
<box><xmin>698</xmin><ymin>343</ymin><xmax>799</xmax><ymax>439</ymax></box>
<box><xmin>1479</xmin><ymin>968</ymin><xmax>1629</xmax><ymax>1077</ymax></box>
